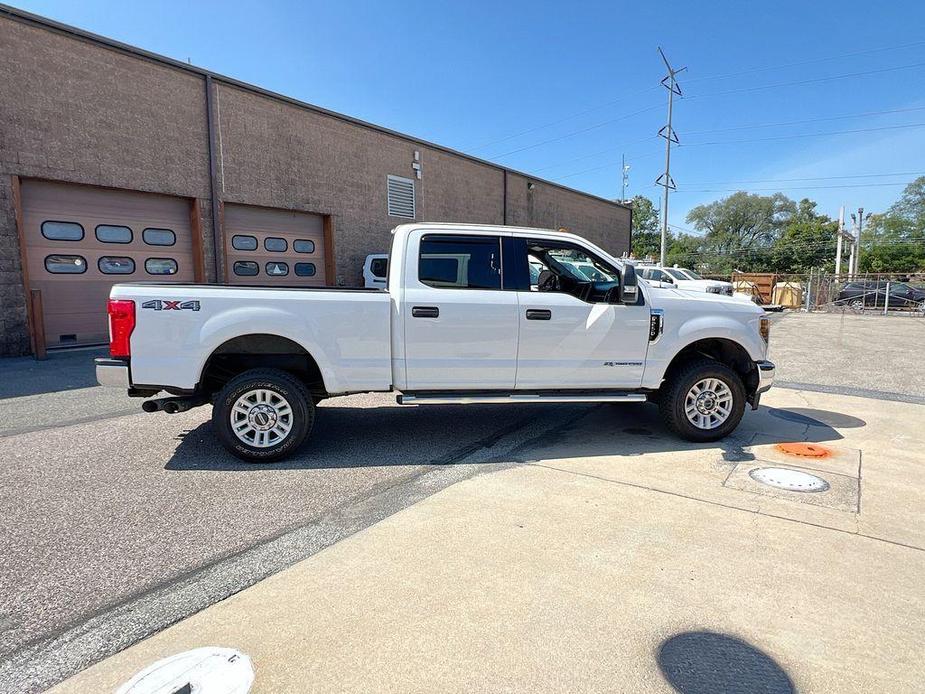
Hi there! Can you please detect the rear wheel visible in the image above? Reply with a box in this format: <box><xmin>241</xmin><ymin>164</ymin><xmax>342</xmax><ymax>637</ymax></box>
<box><xmin>658</xmin><ymin>359</ymin><xmax>745</xmax><ymax>442</ymax></box>
<box><xmin>212</xmin><ymin>368</ymin><xmax>314</xmax><ymax>462</ymax></box>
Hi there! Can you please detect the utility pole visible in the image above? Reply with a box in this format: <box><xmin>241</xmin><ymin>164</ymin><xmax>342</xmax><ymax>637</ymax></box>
<box><xmin>621</xmin><ymin>154</ymin><xmax>630</xmax><ymax>202</ymax></box>
<box><xmin>835</xmin><ymin>206</ymin><xmax>852</xmax><ymax>276</ymax></box>
<box><xmin>849</xmin><ymin>207</ymin><xmax>871</xmax><ymax>276</ymax></box>
<box><xmin>655</xmin><ymin>47</ymin><xmax>685</xmax><ymax>266</ymax></box>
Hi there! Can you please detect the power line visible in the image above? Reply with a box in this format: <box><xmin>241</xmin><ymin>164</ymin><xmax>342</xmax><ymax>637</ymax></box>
<box><xmin>485</xmin><ymin>103</ymin><xmax>662</xmax><ymax>160</ymax></box>
<box><xmin>673</xmin><ymin>181</ymin><xmax>915</xmax><ymax>194</ymax></box>
<box><xmin>683</xmin><ymin>106</ymin><xmax>925</xmax><ymax>135</ymax></box>
<box><xmin>682</xmin><ymin>170</ymin><xmax>925</xmax><ymax>186</ymax></box>
<box><xmin>681</xmin><ymin>121</ymin><xmax>925</xmax><ymax>147</ymax></box>
<box><xmin>686</xmin><ymin>61</ymin><xmax>925</xmax><ymax>100</ymax></box>
<box><xmin>684</xmin><ymin>39</ymin><xmax>925</xmax><ymax>84</ymax></box>
<box><xmin>553</xmin><ymin>151</ymin><xmax>662</xmax><ymax>181</ymax></box>
<box><xmin>468</xmin><ymin>85</ymin><xmax>660</xmax><ymax>153</ymax></box>
<box><xmin>530</xmin><ymin>136</ymin><xmax>657</xmax><ymax>174</ymax></box>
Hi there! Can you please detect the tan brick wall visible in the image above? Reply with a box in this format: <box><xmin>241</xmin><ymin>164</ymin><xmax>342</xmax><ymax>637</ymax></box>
<box><xmin>0</xmin><ymin>13</ymin><xmax>630</xmax><ymax>355</ymax></box>
<box><xmin>0</xmin><ymin>16</ymin><xmax>211</xmax><ymax>354</ymax></box>
<box><xmin>505</xmin><ymin>172</ymin><xmax>631</xmax><ymax>257</ymax></box>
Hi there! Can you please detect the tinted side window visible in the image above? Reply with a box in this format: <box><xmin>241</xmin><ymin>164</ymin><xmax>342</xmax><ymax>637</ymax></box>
<box><xmin>419</xmin><ymin>235</ymin><xmax>501</xmax><ymax>290</ymax></box>
<box><xmin>370</xmin><ymin>258</ymin><xmax>388</xmax><ymax>277</ymax></box>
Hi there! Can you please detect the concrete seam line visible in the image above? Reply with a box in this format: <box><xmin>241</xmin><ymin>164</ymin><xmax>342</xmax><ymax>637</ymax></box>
<box><xmin>0</xmin><ymin>409</ymin><xmax>564</xmax><ymax>693</ymax></box>
<box><xmin>528</xmin><ymin>462</ymin><xmax>925</xmax><ymax>553</ymax></box>
<box><xmin>775</xmin><ymin>380</ymin><xmax>925</xmax><ymax>406</ymax></box>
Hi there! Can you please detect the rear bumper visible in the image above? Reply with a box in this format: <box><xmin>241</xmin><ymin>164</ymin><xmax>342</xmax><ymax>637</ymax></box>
<box><xmin>95</xmin><ymin>358</ymin><xmax>130</xmax><ymax>388</ymax></box>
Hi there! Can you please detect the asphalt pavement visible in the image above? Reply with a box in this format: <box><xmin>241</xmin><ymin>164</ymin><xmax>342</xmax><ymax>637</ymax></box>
<box><xmin>0</xmin><ymin>359</ymin><xmax>592</xmax><ymax>691</ymax></box>
<box><xmin>2</xmin><ymin>313</ymin><xmax>924</xmax><ymax>692</ymax></box>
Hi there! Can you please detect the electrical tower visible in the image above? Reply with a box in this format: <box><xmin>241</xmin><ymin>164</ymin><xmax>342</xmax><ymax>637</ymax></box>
<box><xmin>655</xmin><ymin>47</ymin><xmax>685</xmax><ymax>266</ymax></box>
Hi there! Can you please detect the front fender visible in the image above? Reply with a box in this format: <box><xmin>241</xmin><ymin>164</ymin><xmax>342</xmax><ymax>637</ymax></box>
<box><xmin>642</xmin><ymin>313</ymin><xmax>765</xmax><ymax>389</ymax></box>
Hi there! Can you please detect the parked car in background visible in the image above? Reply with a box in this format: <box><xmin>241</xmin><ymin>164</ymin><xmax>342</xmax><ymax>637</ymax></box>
<box><xmin>637</xmin><ymin>265</ymin><xmax>734</xmax><ymax>297</ymax></box>
<box><xmin>835</xmin><ymin>281</ymin><xmax>925</xmax><ymax>310</ymax></box>
<box><xmin>363</xmin><ymin>254</ymin><xmax>388</xmax><ymax>288</ymax></box>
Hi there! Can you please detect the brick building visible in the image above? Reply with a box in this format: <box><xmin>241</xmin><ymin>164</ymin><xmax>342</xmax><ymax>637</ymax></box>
<box><xmin>0</xmin><ymin>5</ymin><xmax>631</xmax><ymax>356</ymax></box>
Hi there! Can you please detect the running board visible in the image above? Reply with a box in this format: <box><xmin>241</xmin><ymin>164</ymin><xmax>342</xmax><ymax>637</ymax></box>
<box><xmin>397</xmin><ymin>392</ymin><xmax>647</xmax><ymax>405</ymax></box>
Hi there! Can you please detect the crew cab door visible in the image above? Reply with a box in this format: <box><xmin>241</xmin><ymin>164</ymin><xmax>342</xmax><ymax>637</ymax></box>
<box><xmin>402</xmin><ymin>231</ymin><xmax>518</xmax><ymax>389</ymax></box>
<box><xmin>511</xmin><ymin>237</ymin><xmax>650</xmax><ymax>389</ymax></box>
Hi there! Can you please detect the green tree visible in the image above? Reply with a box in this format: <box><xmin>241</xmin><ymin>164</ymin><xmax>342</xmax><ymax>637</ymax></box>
<box><xmin>626</xmin><ymin>195</ymin><xmax>669</xmax><ymax>260</ymax></box>
<box><xmin>769</xmin><ymin>199</ymin><xmax>838</xmax><ymax>273</ymax></box>
<box><xmin>685</xmin><ymin>192</ymin><xmax>797</xmax><ymax>272</ymax></box>
<box><xmin>859</xmin><ymin>177</ymin><xmax>925</xmax><ymax>273</ymax></box>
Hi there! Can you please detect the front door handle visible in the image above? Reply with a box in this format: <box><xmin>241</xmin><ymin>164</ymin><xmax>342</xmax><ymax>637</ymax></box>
<box><xmin>412</xmin><ymin>306</ymin><xmax>439</xmax><ymax>318</ymax></box>
<box><xmin>526</xmin><ymin>309</ymin><xmax>552</xmax><ymax>320</ymax></box>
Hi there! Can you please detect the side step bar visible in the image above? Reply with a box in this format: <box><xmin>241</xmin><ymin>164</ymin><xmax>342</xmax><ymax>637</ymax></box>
<box><xmin>397</xmin><ymin>392</ymin><xmax>647</xmax><ymax>405</ymax></box>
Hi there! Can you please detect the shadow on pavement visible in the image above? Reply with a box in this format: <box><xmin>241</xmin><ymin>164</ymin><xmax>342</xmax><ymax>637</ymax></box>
<box><xmin>768</xmin><ymin>407</ymin><xmax>866</xmax><ymax>429</ymax></box>
<box><xmin>0</xmin><ymin>348</ymin><xmax>105</xmax><ymax>399</ymax></box>
<box><xmin>165</xmin><ymin>400</ymin><xmax>846</xmax><ymax>472</ymax></box>
<box><xmin>658</xmin><ymin>631</ymin><xmax>795</xmax><ymax>694</ymax></box>
<box><xmin>165</xmin><ymin>403</ymin><xmax>562</xmax><ymax>471</ymax></box>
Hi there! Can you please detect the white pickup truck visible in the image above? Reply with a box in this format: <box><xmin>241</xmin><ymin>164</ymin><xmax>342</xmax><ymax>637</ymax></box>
<box><xmin>96</xmin><ymin>223</ymin><xmax>774</xmax><ymax>461</ymax></box>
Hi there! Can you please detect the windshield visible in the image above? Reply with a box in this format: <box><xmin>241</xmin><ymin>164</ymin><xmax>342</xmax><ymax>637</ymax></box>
<box><xmin>665</xmin><ymin>268</ymin><xmax>689</xmax><ymax>281</ymax></box>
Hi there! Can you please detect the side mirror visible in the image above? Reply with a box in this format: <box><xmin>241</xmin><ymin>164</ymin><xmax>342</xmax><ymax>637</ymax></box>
<box><xmin>620</xmin><ymin>265</ymin><xmax>639</xmax><ymax>303</ymax></box>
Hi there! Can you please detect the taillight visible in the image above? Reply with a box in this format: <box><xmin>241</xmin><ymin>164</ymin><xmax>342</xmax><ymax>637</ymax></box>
<box><xmin>108</xmin><ymin>299</ymin><xmax>135</xmax><ymax>358</ymax></box>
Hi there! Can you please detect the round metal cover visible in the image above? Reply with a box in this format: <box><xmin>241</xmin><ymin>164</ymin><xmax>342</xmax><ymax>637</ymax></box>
<box><xmin>116</xmin><ymin>647</ymin><xmax>254</xmax><ymax>694</ymax></box>
<box><xmin>749</xmin><ymin>467</ymin><xmax>830</xmax><ymax>493</ymax></box>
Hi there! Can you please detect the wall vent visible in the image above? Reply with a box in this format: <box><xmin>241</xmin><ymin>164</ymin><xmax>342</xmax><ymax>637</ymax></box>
<box><xmin>387</xmin><ymin>175</ymin><xmax>416</xmax><ymax>218</ymax></box>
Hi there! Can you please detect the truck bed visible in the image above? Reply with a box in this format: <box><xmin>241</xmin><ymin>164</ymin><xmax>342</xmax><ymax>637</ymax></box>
<box><xmin>113</xmin><ymin>283</ymin><xmax>392</xmax><ymax>394</ymax></box>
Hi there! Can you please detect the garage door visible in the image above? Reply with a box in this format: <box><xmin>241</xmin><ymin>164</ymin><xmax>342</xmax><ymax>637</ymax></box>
<box><xmin>224</xmin><ymin>203</ymin><xmax>326</xmax><ymax>286</ymax></box>
<box><xmin>21</xmin><ymin>180</ymin><xmax>197</xmax><ymax>349</ymax></box>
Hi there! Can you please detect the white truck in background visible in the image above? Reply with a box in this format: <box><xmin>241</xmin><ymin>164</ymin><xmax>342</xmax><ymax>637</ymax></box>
<box><xmin>96</xmin><ymin>223</ymin><xmax>774</xmax><ymax>462</ymax></box>
<box><xmin>362</xmin><ymin>254</ymin><xmax>388</xmax><ymax>288</ymax></box>
<box><xmin>637</xmin><ymin>265</ymin><xmax>735</xmax><ymax>296</ymax></box>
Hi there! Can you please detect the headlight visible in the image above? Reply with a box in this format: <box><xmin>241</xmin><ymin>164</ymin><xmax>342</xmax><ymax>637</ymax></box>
<box><xmin>759</xmin><ymin>317</ymin><xmax>770</xmax><ymax>344</ymax></box>
<box><xmin>706</xmin><ymin>286</ymin><xmax>722</xmax><ymax>294</ymax></box>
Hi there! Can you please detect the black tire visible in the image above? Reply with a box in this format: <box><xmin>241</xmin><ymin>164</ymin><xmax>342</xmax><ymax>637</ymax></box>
<box><xmin>658</xmin><ymin>358</ymin><xmax>746</xmax><ymax>442</ymax></box>
<box><xmin>212</xmin><ymin>368</ymin><xmax>314</xmax><ymax>462</ymax></box>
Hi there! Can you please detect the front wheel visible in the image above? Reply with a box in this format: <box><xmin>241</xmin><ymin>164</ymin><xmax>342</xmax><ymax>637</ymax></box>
<box><xmin>212</xmin><ymin>368</ymin><xmax>314</xmax><ymax>462</ymax></box>
<box><xmin>658</xmin><ymin>359</ymin><xmax>746</xmax><ymax>442</ymax></box>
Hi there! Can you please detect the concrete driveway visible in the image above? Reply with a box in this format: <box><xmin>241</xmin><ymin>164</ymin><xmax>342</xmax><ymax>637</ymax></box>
<box><xmin>49</xmin><ymin>386</ymin><xmax>925</xmax><ymax>693</ymax></box>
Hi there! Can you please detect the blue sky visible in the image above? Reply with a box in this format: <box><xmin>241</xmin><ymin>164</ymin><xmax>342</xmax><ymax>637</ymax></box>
<box><xmin>13</xmin><ymin>0</ymin><xmax>925</xmax><ymax>232</ymax></box>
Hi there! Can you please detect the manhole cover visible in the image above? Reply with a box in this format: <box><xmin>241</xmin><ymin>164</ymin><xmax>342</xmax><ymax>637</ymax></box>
<box><xmin>117</xmin><ymin>647</ymin><xmax>254</xmax><ymax>694</ymax></box>
<box><xmin>776</xmin><ymin>442</ymin><xmax>831</xmax><ymax>458</ymax></box>
<box><xmin>749</xmin><ymin>467</ymin><xmax>830</xmax><ymax>493</ymax></box>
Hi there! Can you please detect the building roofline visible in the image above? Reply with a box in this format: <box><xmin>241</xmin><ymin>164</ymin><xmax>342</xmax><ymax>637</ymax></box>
<box><xmin>0</xmin><ymin>3</ymin><xmax>631</xmax><ymax>212</ymax></box>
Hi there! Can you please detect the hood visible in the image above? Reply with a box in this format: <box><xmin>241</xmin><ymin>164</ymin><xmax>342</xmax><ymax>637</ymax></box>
<box><xmin>645</xmin><ymin>283</ymin><xmax>764</xmax><ymax>314</ymax></box>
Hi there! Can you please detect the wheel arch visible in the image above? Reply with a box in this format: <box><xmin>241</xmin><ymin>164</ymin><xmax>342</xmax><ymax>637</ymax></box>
<box><xmin>198</xmin><ymin>333</ymin><xmax>329</xmax><ymax>399</ymax></box>
<box><xmin>662</xmin><ymin>337</ymin><xmax>759</xmax><ymax>395</ymax></box>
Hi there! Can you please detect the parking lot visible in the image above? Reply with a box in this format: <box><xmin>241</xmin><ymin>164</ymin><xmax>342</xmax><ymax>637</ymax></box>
<box><xmin>2</xmin><ymin>311</ymin><xmax>924</xmax><ymax>692</ymax></box>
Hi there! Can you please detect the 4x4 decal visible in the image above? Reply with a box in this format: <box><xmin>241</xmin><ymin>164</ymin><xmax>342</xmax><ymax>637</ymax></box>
<box><xmin>141</xmin><ymin>300</ymin><xmax>200</xmax><ymax>311</ymax></box>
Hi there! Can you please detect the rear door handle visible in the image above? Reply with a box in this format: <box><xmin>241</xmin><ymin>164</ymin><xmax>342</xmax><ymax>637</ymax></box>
<box><xmin>525</xmin><ymin>309</ymin><xmax>552</xmax><ymax>320</ymax></box>
<box><xmin>412</xmin><ymin>306</ymin><xmax>439</xmax><ymax>318</ymax></box>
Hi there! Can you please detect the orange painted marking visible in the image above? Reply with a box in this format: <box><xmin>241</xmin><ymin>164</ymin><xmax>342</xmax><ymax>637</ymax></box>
<box><xmin>776</xmin><ymin>442</ymin><xmax>832</xmax><ymax>459</ymax></box>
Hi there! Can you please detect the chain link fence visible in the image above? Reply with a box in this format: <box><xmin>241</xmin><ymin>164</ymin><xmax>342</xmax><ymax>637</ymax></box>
<box><xmin>716</xmin><ymin>272</ymin><xmax>925</xmax><ymax>316</ymax></box>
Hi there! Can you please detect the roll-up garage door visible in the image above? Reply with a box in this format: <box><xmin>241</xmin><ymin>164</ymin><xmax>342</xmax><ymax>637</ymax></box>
<box><xmin>224</xmin><ymin>203</ymin><xmax>326</xmax><ymax>286</ymax></box>
<box><xmin>21</xmin><ymin>180</ymin><xmax>196</xmax><ymax>348</ymax></box>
